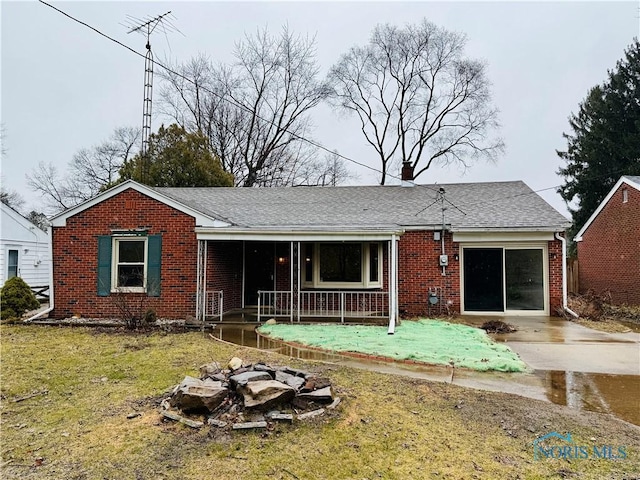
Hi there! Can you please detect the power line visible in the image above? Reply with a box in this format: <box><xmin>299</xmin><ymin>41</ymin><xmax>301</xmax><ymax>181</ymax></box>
<box><xmin>40</xmin><ymin>0</ymin><xmax>628</xmax><ymax>220</ymax></box>
<box><xmin>38</xmin><ymin>0</ymin><xmax>397</xmax><ymax>184</ymax></box>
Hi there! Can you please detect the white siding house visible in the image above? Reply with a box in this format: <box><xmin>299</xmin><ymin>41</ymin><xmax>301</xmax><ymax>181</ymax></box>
<box><xmin>0</xmin><ymin>203</ymin><xmax>50</xmax><ymax>292</ymax></box>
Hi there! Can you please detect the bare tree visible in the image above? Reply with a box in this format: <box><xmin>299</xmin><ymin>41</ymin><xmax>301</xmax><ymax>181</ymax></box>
<box><xmin>159</xmin><ymin>26</ymin><xmax>336</xmax><ymax>187</ymax></box>
<box><xmin>0</xmin><ymin>186</ymin><xmax>25</xmax><ymax>211</ymax></box>
<box><xmin>295</xmin><ymin>150</ymin><xmax>359</xmax><ymax>186</ymax></box>
<box><xmin>27</xmin><ymin>127</ymin><xmax>140</xmax><ymax>213</ymax></box>
<box><xmin>327</xmin><ymin>20</ymin><xmax>504</xmax><ymax>184</ymax></box>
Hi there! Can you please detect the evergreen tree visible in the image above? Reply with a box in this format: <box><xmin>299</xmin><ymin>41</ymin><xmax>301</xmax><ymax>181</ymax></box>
<box><xmin>120</xmin><ymin>124</ymin><xmax>234</xmax><ymax>187</ymax></box>
<box><xmin>557</xmin><ymin>39</ymin><xmax>640</xmax><ymax>249</ymax></box>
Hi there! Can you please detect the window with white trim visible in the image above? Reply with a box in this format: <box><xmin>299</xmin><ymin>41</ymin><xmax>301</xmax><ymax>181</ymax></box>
<box><xmin>7</xmin><ymin>249</ymin><xmax>19</xmax><ymax>279</ymax></box>
<box><xmin>302</xmin><ymin>242</ymin><xmax>382</xmax><ymax>288</ymax></box>
<box><xmin>112</xmin><ymin>237</ymin><xmax>147</xmax><ymax>292</ymax></box>
<box><xmin>622</xmin><ymin>188</ymin><xmax>628</xmax><ymax>203</ymax></box>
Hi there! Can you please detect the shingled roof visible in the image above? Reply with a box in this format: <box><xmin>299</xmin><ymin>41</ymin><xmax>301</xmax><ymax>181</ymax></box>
<box><xmin>154</xmin><ymin>180</ymin><xmax>569</xmax><ymax>232</ymax></box>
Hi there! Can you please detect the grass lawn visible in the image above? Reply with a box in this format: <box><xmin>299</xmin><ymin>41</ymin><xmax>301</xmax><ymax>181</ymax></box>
<box><xmin>258</xmin><ymin>320</ymin><xmax>528</xmax><ymax>372</ymax></box>
<box><xmin>1</xmin><ymin>325</ymin><xmax>638</xmax><ymax>479</ymax></box>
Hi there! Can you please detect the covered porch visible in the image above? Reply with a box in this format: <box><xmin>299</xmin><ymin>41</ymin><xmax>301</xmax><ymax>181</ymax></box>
<box><xmin>194</xmin><ymin>229</ymin><xmax>401</xmax><ymax>329</ymax></box>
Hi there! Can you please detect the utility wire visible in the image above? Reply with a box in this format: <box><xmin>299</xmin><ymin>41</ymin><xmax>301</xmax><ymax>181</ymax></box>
<box><xmin>39</xmin><ymin>1</ymin><xmax>632</xmax><ymax>220</ymax></box>
<box><xmin>38</xmin><ymin>0</ymin><xmax>398</xmax><ymax>183</ymax></box>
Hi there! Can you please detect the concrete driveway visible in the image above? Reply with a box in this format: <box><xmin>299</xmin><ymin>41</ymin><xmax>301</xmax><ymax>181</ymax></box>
<box><xmin>468</xmin><ymin>316</ymin><xmax>640</xmax><ymax>375</ymax></box>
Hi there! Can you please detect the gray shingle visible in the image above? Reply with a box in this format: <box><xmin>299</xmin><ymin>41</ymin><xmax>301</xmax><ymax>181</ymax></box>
<box><xmin>154</xmin><ymin>181</ymin><xmax>570</xmax><ymax>231</ymax></box>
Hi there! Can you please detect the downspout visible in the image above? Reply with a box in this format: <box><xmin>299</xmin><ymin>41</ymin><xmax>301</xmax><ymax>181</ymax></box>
<box><xmin>25</xmin><ymin>226</ymin><xmax>54</xmax><ymax>322</ymax></box>
<box><xmin>387</xmin><ymin>234</ymin><xmax>397</xmax><ymax>335</ymax></box>
<box><xmin>555</xmin><ymin>232</ymin><xmax>579</xmax><ymax>318</ymax></box>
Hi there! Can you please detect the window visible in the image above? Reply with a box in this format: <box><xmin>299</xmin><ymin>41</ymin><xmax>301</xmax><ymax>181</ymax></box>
<box><xmin>97</xmin><ymin>235</ymin><xmax>162</xmax><ymax>296</ymax></box>
<box><xmin>113</xmin><ymin>238</ymin><xmax>147</xmax><ymax>291</ymax></box>
<box><xmin>7</xmin><ymin>249</ymin><xmax>18</xmax><ymax>279</ymax></box>
<box><xmin>463</xmin><ymin>246</ymin><xmax>545</xmax><ymax>313</ymax></box>
<box><xmin>622</xmin><ymin>188</ymin><xmax>628</xmax><ymax>203</ymax></box>
<box><xmin>303</xmin><ymin>242</ymin><xmax>382</xmax><ymax>288</ymax></box>
<box><xmin>320</xmin><ymin>243</ymin><xmax>362</xmax><ymax>283</ymax></box>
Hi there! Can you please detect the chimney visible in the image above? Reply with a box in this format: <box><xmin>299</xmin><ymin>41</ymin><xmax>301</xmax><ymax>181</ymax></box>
<box><xmin>401</xmin><ymin>161</ymin><xmax>415</xmax><ymax>186</ymax></box>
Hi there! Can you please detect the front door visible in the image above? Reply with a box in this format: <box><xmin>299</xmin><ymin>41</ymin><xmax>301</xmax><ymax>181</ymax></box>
<box><xmin>244</xmin><ymin>242</ymin><xmax>274</xmax><ymax>305</ymax></box>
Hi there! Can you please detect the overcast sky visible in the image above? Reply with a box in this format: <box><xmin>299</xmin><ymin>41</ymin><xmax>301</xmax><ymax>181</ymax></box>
<box><xmin>1</xmin><ymin>1</ymin><xmax>638</xmax><ymax>217</ymax></box>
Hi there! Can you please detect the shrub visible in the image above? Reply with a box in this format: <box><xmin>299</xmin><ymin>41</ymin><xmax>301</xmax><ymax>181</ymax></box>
<box><xmin>1</xmin><ymin>277</ymin><xmax>40</xmax><ymax>320</ymax></box>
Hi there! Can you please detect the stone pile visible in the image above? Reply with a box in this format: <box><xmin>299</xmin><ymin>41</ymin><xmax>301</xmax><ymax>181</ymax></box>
<box><xmin>160</xmin><ymin>357</ymin><xmax>340</xmax><ymax>431</ymax></box>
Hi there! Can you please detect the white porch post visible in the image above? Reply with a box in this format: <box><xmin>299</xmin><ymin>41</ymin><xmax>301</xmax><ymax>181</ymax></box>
<box><xmin>388</xmin><ymin>234</ymin><xmax>397</xmax><ymax>335</ymax></box>
<box><xmin>203</xmin><ymin>241</ymin><xmax>208</xmax><ymax>320</ymax></box>
<box><xmin>297</xmin><ymin>241</ymin><xmax>301</xmax><ymax>322</ymax></box>
<box><xmin>290</xmin><ymin>241</ymin><xmax>294</xmax><ymax>323</ymax></box>
<box><xmin>196</xmin><ymin>239</ymin><xmax>207</xmax><ymax>322</ymax></box>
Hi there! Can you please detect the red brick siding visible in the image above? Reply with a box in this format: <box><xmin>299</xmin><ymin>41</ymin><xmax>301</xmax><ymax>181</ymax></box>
<box><xmin>51</xmin><ymin>189</ymin><xmax>198</xmax><ymax>319</ymax></box>
<box><xmin>398</xmin><ymin>231</ymin><xmax>565</xmax><ymax>317</ymax></box>
<box><xmin>275</xmin><ymin>243</ymin><xmax>291</xmax><ymax>292</ymax></box>
<box><xmin>206</xmin><ymin>241</ymin><xmax>243</xmax><ymax>311</ymax></box>
<box><xmin>577</xmin><ymin>185</ymin><xmax>640</xmax><ymax>305</ymax></box>
<box><xmin>398</xmin><ymin>231</ymin><xmax>461</xmax><ymax>317</ymax></box>
<box><xmin>548</xmin><ymin>237</ymin><xmax>564</xmax><ymax>314</ymax></box>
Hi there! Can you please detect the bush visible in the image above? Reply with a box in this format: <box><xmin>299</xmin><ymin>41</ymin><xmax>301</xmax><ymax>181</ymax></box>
<box><xmin>1</xmin><ymin>277</ymin><xmax>40</xmax><ymax>320</ymax></box>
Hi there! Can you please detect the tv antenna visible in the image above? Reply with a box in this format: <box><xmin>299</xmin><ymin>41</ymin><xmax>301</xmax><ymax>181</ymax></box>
<box><xmin>124</xmin><ymin>11</ymin><xmax>180</xmax><ymax>180</ymax></box>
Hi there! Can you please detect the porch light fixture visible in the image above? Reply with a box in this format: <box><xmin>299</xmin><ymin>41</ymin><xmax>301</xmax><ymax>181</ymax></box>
<box><xmin>277</xmin><ymin>256</ymin><xmax>287</xmax><ymax>265</ymax></box>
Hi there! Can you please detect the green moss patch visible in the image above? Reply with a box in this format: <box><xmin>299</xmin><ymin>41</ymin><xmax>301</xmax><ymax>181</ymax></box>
<box><xmin>259</xmin><ymin>319</ymin><xmax>528</xmax><ymax>372</ymax></box>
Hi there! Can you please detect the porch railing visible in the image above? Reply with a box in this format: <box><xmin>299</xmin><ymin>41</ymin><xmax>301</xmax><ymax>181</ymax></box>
<box><xmin>257</xmin><ymin>290</ymin><xmax>389</xmax><ymax>323</ymax></box>
<box><xmin>257</xmin><ymin>291</ymin><xmax>293</xmax><ymax>322</ymax></box>
<box><xmin>204</xmin><ymin>290</ymin><xmax>223</xmax><ymax>322</ymax></box>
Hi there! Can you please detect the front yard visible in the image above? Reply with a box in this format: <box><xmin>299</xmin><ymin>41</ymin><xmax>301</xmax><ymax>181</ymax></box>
<box><xmin>1</xmin><ymin>325</ymin><xmax>638</xmax><ymax>479</ymax></box>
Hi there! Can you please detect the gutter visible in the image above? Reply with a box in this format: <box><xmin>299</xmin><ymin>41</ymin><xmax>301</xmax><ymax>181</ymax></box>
<box><xmin>25</xmin><ymin>226</ymin><xmax>54</xmax><ymax>322</ymax></box>
<box><xmin>555</xmin><ymin>232</ymin><xmax>579</xmax><ymax>318</ymax></box>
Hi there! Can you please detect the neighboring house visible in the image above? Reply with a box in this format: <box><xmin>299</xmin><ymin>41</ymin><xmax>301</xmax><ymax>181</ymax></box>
<box><xmin>574</xmin><ymin>175</ymin><xmax>640</xmax><ymax>305</ymax></box>
<box><xmin>0</xmin><ymin>202</ymin><xmax>50</xmax><ymax>291</ymax></box>
<box><xmin>48</xmin><ymin>179</ymin><xmax>570</xmax><ymax>327</ymax></box>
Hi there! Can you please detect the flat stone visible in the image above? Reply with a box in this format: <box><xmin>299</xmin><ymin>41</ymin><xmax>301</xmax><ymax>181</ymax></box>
<box><xmin>268</xmin><ymin>413</ymin><xmax>294</xmax><ymax>423</ymax></box>
<box><xmin>161</xmin><ymin>410</ymin><xmax>204</xmax><ymax>429</ymax></box>
<box><xmin>239</xmin><ymin>380</ymin><xmax>296</xmax><ymax>410</ymax></box>
<box><xmin>301</xmin><ymin>377</ymin><xmax>332</xmax><ymax>392</ymax></box>
<box><xmin>206</xmin><ymin>372</ymin><xmax>227</xmax><ymax>382</ymax></box>
<box><xmin>296</xmin><ymin>386</ymin><xmax>334</xmax><ymax>403</ymax></box>
<box><xmin>229</xmin><ymin>371</ymin><xmax>272</xmax><ymax>389</ymax></box>
<box><xmin>232</xmin><ymin>421</ymin><xmax>267</xmax><ymax>430</ymax></box>
<box><xmin>227</xmin><ymin>357</ymin><xmax>243</xmax><ymax>371</ymax></box>
<box><xmin>327</xmin><ymin>397</ymin><xmax>342</xmax><ymax>410</ymax></box>
<box><xmin>207</xmin><ymin>418</ymin><xmax>228</xmax><ymax>428</ymax></box>
<box><xmin>199</xmin><ymin>361</ymin><xmax>221</xmax><ymax>378</ymax></box>
<box><xmin>170</xmin><ymin>383</ymin><xmax>229</xmax><ymax>412</ymax></box>
<box><xmin>275</xmin><ymin>371</ymin><xmax>306</xmax><ymax>390</ymax></box>
<box><xmin>172</xmin><ymin>376</ymin><xmax>201</xmax><ymax>394</ymax></box>
<box><xmin>253</xmin><ymin>363</ymin><xmax>276</xmax><ymax>378</ymax></box>
<box><xmin>298</xmin><ymin>408</ymin><xmax>325</xmax><ymax>421</ymax></box>
<box><xmin>265</xmin><ymin>318</ymin><xmax>277</xmax><ymax>325</ymax></box>
<box><xmin>280</xmin><ymin>366</ymin><xmax>311</xmax><ymax>378</ymax></box>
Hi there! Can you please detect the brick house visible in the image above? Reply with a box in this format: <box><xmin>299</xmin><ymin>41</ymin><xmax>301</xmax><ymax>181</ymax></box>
<box><xmin>1</xmin><ymin>202</ymin><xmax>50</xmax><ymax>291</ymax></box>
<box><xmin>574</xmin><ymin>175</ymin><xmax>640</xmax><ymax>305</ymax></box>
<box><xmin>47</xmin><ymin>179</ymin><xmax>570</xmax><ymax>330</ymax></box>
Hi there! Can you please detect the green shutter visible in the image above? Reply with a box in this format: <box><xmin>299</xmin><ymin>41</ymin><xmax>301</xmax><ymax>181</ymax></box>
<box><xmin>147</xmin><ymin>235</ymin><xmax>162</xmax><ymax>297</ymax></box>
<box><xmin>97</xmin><ymin>236</ymin><xmax>112</xmax><ymax>296</ymax></box>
